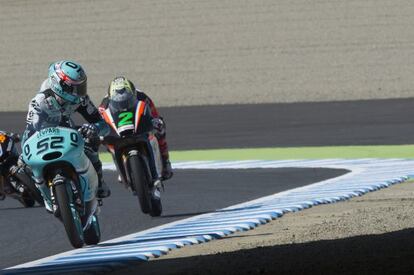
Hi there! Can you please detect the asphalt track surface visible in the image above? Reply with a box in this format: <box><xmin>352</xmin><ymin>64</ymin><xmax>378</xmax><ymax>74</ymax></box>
<box><xmin>0</xmin><ymin>98</ymin><xmax>409</xmax><ymax>270</ymax></box>
<box><xmin>1</xmin><ymin>98</ymin><xmax>414</xmax><ymax>150</ymax></box>
<box><xmin>0</xmin><ymin>168</ymin><xmax>346</xmax><ymax>269</ymax></box>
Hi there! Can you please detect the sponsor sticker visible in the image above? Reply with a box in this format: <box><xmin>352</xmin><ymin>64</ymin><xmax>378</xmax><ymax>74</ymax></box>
<box><xmin>36</xmin><ymin>128</ymin><xmax>60</xmax><ymax>138</ymax></box>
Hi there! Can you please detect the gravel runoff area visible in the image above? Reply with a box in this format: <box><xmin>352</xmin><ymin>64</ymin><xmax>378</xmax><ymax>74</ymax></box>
<box><xmin>1</xmin><ymin>0</ymin><xmax>414</xmax><ymax>110</ymax></box>
<box><xmin>111</xmin><ymin>180</ymin><xmax>414</xmax><ymax>275</ymax></box>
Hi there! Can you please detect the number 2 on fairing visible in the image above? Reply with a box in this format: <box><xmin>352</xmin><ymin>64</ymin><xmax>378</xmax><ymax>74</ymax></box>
<box><xmin>118</xmin><ymin>112</ymin><xmax>134</xmax><ymax>127</ymax></box>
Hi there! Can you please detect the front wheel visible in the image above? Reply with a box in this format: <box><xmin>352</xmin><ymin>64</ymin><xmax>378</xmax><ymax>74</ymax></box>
<box><xmin>54</xmin><ymin>180</ymin><xmax>84</xmax><ymax>248</ymax></box>
<box><xmin>128</xmin><ymin>155</ymin><xmax>152</xmax><ymax>214</ymax></box>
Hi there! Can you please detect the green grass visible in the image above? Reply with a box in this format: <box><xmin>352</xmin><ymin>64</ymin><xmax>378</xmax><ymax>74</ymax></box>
<box><xmin>100</xmin><ymin>144</ymin><xmax>414</xmax><ymax>162</ymax></box>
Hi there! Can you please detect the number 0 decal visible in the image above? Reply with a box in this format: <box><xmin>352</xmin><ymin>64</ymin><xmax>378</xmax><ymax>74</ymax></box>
<box><xmin>24</xmin><ymin>144</ymin><xmax>32</xmax><ymax>160</ymax></box>
<box><xmin>70</xmin><ymin>132</ymin><xmax>79</xmax><ymax>147</ymax></box>
<box><xmin>118</xmin><ymin>112</ymin><xmax>134</xmax><ymax>127</ymax></box>
<box><xmin>65</xmin><ymin>61</ymin><xmax>82</xmax><ymax>73</ymax></box>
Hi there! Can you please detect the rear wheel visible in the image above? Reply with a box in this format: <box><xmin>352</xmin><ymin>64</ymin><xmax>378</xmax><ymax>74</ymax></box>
<box><xmin>12</xmin><ymin>167</ymin><xmax>44</xmax><ymax>206</ymax></box>
<box><xmin>54</xmin><ymin>180</ymin><xmax>84</xmax><ymax>248</ymax></box>
<box><xmin>20</xmin><ymin>194</ymin><xmax>35</xmax><ymax>208</ymax></box>
<box><xmin>24</xmin><ymin>182</ymin><xmax>45</xmax><ymax>206</ymax></box>
<box><xmin>23</xmin><ymin>179</ymin><xmax>44</xmax><ymax>206</ymax></box>
<box><xmin>128</xmin><ymin>155</ymin><xmax>152</xmax><ymax>214</ymax></box>
<box><xmin>84</xmin><ymin>215</ymin><xmax>101</xmax><ymax>245</ymax></box>
<box><xmin>150</xmin><ymin>194</ymin><xmax>162</xmax><ymax>217</ymax></box>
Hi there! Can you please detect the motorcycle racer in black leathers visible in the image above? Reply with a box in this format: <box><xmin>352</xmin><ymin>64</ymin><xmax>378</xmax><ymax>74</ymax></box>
<box><xmin>99</xmin><ymin>76</ymin><xmax>173</xmax><ymax>180</ymax></box>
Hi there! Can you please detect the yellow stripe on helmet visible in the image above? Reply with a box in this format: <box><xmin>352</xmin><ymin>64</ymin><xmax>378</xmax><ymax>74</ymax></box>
<box><xmin>109</xmin><ymin>77</ymin><xmax>133</xmax><ymax>97</ymax></box>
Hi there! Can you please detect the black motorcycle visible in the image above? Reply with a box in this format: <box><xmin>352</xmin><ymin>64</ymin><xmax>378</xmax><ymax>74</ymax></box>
<box><xmin>100</xmin><ymin>100</ymin><xmax>164</xmax><ymax>216</ymax></box>
<box><xmin>0</xmin><ymin>131</ymin><xmax>43</xmax><ymax>207</ymax></box>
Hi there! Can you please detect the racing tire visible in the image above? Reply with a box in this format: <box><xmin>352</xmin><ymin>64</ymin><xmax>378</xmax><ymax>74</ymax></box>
<box><xmin>23</xmin><ymin>180</ymin><xmax>44</xmax><ymax>206</ymax></box>
<box><xmin>84</xmin><ymin>215</ymin><xmax>101</xmax><ymax>245</ymax></box>
<box><xmin>54</xmin><ymin>181</ymin><xmax>84</xmax><ymax>248</ymax></box>
<box><xmin>150</xmin><ymin>195</ymin><xmax>162</xmax><ymax>217</ymax></box>
<box><xmin>14</xmin><ymin>170</ymin><xmax>44</xmax><ymax>206</ymax></box>
<box><xmin>128</xmin><ymin>155</ymin><xmax>151</xmax><ymax>214</ymax></box>
<box><xmin>20</xmin><ymin>195</ymin><xmax>35</xmax><ymax>208</ymax></box>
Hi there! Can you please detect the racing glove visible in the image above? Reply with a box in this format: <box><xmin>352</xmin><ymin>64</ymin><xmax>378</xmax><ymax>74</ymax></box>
<box><xmin>78</xmin><ymin>124</ymin><xmax>99</xmax><ymax>151</ymax></box>
<box><xmin>152</xmin><ymin>117</ymin><xmax>166</xmax><ymax>139</ymax></box>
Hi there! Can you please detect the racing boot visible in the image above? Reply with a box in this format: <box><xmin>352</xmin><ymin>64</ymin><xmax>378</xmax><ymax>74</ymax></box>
<box><xmin>162</xmin><ymin>159</ymin><xmax>173</xmax><ymax>180</ymax></box>
<box><xmin>90</xmin><ymin>155</ymin><xmax>111</xmax><ymax>198</ymax></box>
<box><xmin>157</xmin><ymin>133</ymin><xmax>173</xmax><ymax>180</ymax></box>
<box><xmin>80</xmin><ymin>124</ymin><xmax>111</xmax><ymax>199</ymax></box>
<box><xmin>96</xmin><ymin>168</ymin><xmax>111</xmax><ymax>199</ymax></box>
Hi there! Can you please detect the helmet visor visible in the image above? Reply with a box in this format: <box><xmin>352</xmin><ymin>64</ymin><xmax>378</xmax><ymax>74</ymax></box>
<box><xmin>61</xmin><ymin>80</ymin><xmax>87</xmax><ymax>97</ymax></box>
<box><xmin>74</xmin><ymin>81</ymin><xmax>87</xmax><ymax>97</ymax></box>
<box><xmin>109</xmin><ymin>88</ymin><xmax>137</xmax><ymax>111</ymax></box>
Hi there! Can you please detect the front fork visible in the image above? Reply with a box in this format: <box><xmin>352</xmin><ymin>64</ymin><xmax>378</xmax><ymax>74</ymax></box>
<box><xmin>122</xmin><ymin>150</ymin><xmax>139</xmax><ymax>189</ymax></box>
<box><xmin>47</xmin><ymin>174</ymin><xmax>97</xmax><ymax>230</ymax></box>
<box><xmin>123</xmin><ymin>150</ymin><xmax>164</xmax><ymax>196</ymax></box>
<box><xmin>48</xmin><ymin>174</ymin><xmax>84</xmax><ymax>217</ymax></box>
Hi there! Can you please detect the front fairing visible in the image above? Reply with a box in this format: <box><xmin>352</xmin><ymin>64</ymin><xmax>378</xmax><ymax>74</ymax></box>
<box><xmin>22</xmin><ymin>127</ymin><xmax>88</xmax><ymax>180</ymax></box>
<box><xmin>101</xmin><ymin>100</ymin><xmax>154</xmax><ymax>137</ymax></box>
<box><xmin>101</xmin><ymin>101</ymin><xmax>162</xmax><ymax>181</ymax></box>
<box><xmin>22</xmin><ymin>127</ymin><xmax>97</xmax><ymax>204</ymax></box>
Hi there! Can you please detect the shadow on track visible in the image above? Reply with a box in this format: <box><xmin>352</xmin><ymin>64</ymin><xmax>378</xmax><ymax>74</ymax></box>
<box><xmin>0</xmin><ymin>205</ymin><xmax>43</xmax><ymax>211</ymax></box>
<box><xmin>112</xmin><ymin>227</ymin><xmax>414</xmax><ymax>275</ymax></box>
<box><xmin>160</xmin><ymin>211</ymin><xmax>213</xmax><ymax>219</ymax></box>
